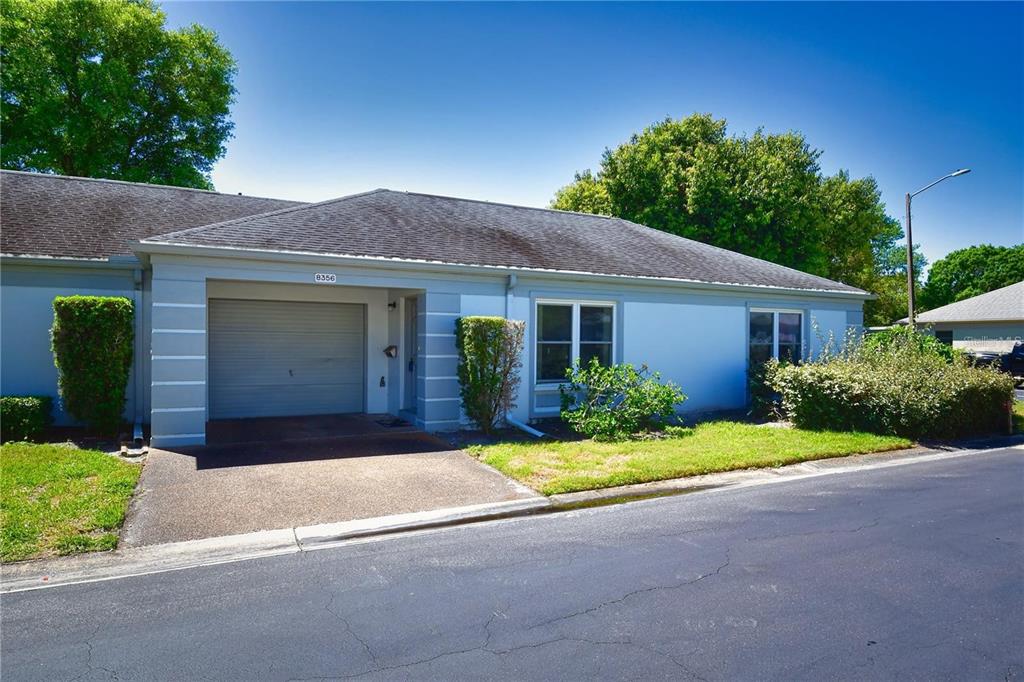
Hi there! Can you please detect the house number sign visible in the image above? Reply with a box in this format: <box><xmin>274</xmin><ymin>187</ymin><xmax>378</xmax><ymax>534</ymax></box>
<box><xmin>314</xmin><ymin>273</ymin><xmax>337</xmax><ymax>284</ymax></box>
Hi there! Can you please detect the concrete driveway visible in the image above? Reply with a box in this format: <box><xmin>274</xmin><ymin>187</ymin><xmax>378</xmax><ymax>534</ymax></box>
<box><xmin>121</xmin><ymin>416</ymin><xmax>537</xmax><ymax>547</ymax></box>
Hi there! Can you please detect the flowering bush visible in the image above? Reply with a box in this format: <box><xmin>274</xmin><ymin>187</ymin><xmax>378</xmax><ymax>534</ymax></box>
<box><xmin>560</xmin><ymin>359</ymin><xmax>686</xmax><ymax>440</ymax></box>
<box><xmin>766</xmin><ymin>327</ymin><xmax>1013</xmax><ymax>439</ymax></box>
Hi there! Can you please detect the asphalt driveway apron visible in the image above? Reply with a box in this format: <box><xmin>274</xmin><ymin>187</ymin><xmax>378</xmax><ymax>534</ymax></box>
<box><xmin>121</xmin><ymin>419</ymin><xmax>538</xmax><ymax>547</ymax></box>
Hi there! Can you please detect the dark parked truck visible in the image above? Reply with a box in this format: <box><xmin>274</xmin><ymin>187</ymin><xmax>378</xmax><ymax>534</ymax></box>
<box><xmin>966</xmin><ymin>342</ymin><xmax>1024</xmax><ymax>386</ymax></box>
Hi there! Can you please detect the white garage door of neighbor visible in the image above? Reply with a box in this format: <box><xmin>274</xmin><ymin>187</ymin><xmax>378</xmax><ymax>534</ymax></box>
<box><xmin>208</xmin><ymin>299</ymin><xmax>365</xmax><ymax>419</ymax></box>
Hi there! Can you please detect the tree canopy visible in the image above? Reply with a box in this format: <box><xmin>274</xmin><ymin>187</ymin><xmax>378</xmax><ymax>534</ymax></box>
<box><xmin>1</xmin><ymin>0</ymin><xmax>236</xmax><ymax>189</ymax></box>
<box><xmin>551</xmin><ymin>114</ymin><xmax>919</xmax><ymax>325</ymax></box>
<box><xmin>919</xmin><ymin>244</ymin><xmax>1024</xmax><ymax>311</ymax></box>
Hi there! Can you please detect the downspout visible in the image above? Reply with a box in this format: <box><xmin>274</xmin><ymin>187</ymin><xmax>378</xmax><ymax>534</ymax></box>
<box><xmin>506</xmin><ymin>413</ymin><xmax>545</xmax><ymax>438</ymax></box>
<box><xmin>132</xmin><ymin>266</ymin><xmax>144</xmax><ymax>443</ymax></box>
<box><xmin>503</xmin><ymin>273</ymin><xmax>545</xmax><ymax>438</ymax></box>
<box><xmin>504</xmin><ymin>273</ymin><xmax>516</xmax><ymax>318</ymax></box>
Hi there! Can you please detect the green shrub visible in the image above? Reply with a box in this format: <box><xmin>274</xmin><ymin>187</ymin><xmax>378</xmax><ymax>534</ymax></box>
<box><xmin>560</xmin><ymin>359</ymin><xmax>687</xmax><ymax>441</ymax></box>
<box><xmin>455</xmin><ymin>316</ymin><xmax>526</xmax><ymax>433</ymax></box>
<box><xmin>766</xmin><ymin>327</ymin><xmax>1013</xmax><ymax>440</ymax></box>
<box><xmin>51</xmin><ymin>296</ymin><xmax>134</xmax><ymax>435</ymax></box>
<box><xmin>747</xmin><ymin>361</ymin><xmax>783</xmax><ymax>421</ymax></box>
<box><xmin>0</xmin><ymin>396</ymin><xmax>53</xmax><ymax>442</ymax></box>
<box><xmin>863</xmin><ymin>324</ymin><xmax>960</xmax><ymax>362</ymax></box>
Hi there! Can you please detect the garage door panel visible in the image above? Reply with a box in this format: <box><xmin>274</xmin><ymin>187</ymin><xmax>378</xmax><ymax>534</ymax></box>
<box><xmin>208</xmin><ymin>299</ymin><xmax>365</xmax><ymax>419</ymax></box>
<box><xmin>209</xmin><ymin>332</ymin><xmax>363</xmax><ymax>357</ymax></box>
<box><xmin>211</xmin><ymin>385</ymin><xmax>362</xmax><ymax>418</ymax></box>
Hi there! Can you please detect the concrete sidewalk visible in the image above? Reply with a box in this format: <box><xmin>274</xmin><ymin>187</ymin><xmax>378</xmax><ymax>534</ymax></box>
<box><xmin>4</xmin><ymin>440</ymin><xmax>1020</xmax><ymax>594</ymax></box>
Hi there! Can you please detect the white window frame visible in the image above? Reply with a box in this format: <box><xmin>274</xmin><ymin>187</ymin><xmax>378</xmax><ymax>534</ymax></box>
<box><xmin>535</xmin><ymin>299</ymin><xmax>616</xmax><ymax>385</ymax></box>
<box><xmin>749</xmin><ymin>308</ymin><xmax>804</xmax><ymax>362</ymax></box>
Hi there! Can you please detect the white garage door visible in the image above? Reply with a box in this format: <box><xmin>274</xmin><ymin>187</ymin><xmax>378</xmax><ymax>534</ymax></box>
<box><xmin>208</xmin><ymin>299</ymin><xmax>365</xmax><ymax>419</ymax></box>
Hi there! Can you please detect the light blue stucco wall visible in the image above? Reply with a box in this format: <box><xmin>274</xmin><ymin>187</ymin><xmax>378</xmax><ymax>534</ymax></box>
<box><xmin>3</xmin><ymin>251</ymin><xmax>865</xmax><ymax>442</ymax></box>
<box><xmin>0</xmin><ymin>262</ymin><xmax>146</xmax><ymax>426</ymax></box>
<box><xmin>499</xmin><ymin>276</ymin><xmax>862</xmax><ymax>420</ymax></box>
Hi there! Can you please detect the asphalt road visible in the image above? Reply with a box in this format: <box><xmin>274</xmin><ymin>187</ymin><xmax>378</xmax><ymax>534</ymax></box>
<box><xmin>3</xmin><ymin>448</ymin><xmax>1022</xmax><ymax>681</ymax></box>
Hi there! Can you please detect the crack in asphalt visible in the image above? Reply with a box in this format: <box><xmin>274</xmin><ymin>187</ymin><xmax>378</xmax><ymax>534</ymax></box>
<box><xmin>305</xmin><ymin>633</ymin><xmax>700</xmax><ymax>681</ymax></box>
<box><xmin>66</xmin><ymin>623</ymin><xmax>120</xmax><ymax>681</ymax></box>
<box><xmin>525</xmin><ymin>548</ymin><xmax>733</xmax><ymax>632</ymax></box>
<box><xmin>323</xmin><ymin>590</ymin><xmax>379</xmax><ymax>671</ymax></box>
<box><xmin>744</xmin><ymin>518</ymin><xmax>880</xmax><ymax>543</ymax></box>
<box><xmin>289</xmin><ymin>592</ymin><xmax>711</xmax><ymax>682</ymax></box>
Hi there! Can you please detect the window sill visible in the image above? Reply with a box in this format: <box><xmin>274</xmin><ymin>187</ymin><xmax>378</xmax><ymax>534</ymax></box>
<box><xmin>534</xmin><ymin>383</ymin><xmax>563</xmax><ymax>392</ymax></box>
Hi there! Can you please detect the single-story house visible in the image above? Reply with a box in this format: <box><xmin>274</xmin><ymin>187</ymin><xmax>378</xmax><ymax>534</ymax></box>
<box><xmin>1</xmin><ymin>170</ymin><xmax>868</xmax><ymax>447</ymax></box>
<box><xmin>909</xmin><ymin>281</ymin><xmax>1024</xmax><ymax>352</ymax></box>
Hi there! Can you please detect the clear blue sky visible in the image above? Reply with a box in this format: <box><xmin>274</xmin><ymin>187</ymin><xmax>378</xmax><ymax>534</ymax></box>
<box><xmin>161</xmin><ymin>1</ymin><xmax>1023</xmax><ymax>267</ymax></box>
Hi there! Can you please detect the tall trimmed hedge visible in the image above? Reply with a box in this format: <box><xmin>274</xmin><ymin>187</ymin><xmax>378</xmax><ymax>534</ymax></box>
<box><xmin>766</xmin><ymin>328</ymin><xmax>1013</xmax><ymax>440</ymax></box>
<box><xmin>51</xmin><ymin>296</ymin><xmax>134</xmax><ymax>435</ymax></box>
<box><xmin>455</xmin><ymin>316</ymin><xmax>525</xmax><ymax>433</ymax></box>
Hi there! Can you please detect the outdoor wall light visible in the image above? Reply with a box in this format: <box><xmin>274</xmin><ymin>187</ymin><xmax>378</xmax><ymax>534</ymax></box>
<box><xmin>383</xmin><ymin>345</ymin><xmax>398</xmax><ymax>358</ymax></box>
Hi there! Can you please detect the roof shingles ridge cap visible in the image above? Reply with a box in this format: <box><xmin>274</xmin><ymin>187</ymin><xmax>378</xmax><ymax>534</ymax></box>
<box><xmin>143</xmin><ymin>188</ymin><xmax>389</xmax><ymax>242</ymax></box>
<box><xmin>0</xmin><ymin>168</ymin><xmax>304</xmax><ymax>204</ymax></box>
<box><xmin>395</xmin><ymin>189</ymin><xmax>615</xmax><ymax>220</ymax></box>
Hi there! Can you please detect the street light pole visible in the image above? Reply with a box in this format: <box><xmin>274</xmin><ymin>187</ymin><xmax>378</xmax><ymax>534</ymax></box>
<box><xmin>906</xmin><ymin>191</ymin><xmax>915</xmax><ymax>325</ymax></box>
<box><xmin>904</xmin><ymin>168</ymin><xmax>971</xmax><ymax>326</ymax></box>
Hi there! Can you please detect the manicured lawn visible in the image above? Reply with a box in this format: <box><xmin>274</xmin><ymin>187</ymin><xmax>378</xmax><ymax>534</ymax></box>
<box><xmin>1</xmin><ymin>442</ymin><xmax>141</xmax><ymax>562</ymax></box>
<box><xmin>1014</xmin><ymin>400</ymin><xmax>1024</xmax><ymax>434</ymax></box>
<box><xmin>469</xmin><ymin>421</ymin><xmax>912</xmax><ymax>495</ymax></box>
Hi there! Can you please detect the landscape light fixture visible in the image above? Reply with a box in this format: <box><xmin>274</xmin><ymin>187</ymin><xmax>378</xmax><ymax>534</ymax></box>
<box><xmin>904</xmin><ymin>168</ymin><xmax>971</xmax><ymax>325</ymax></box>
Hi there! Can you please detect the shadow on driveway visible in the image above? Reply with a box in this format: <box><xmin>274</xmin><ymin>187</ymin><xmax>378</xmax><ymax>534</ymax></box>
<box><xmin>180</xmin><ymin>431</ymin><xmax>452</xmax><ymax>470</ymax></box>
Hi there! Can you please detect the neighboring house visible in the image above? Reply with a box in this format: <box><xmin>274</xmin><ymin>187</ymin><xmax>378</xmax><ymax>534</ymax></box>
<box><xmin>1</xmin><ymin>170</ymin><xmax>868</xmax><ymax>447</ymax></box>
<box><xmin>908</xmin><ymin>281</ymin><xmax>1024</xmax><ymax>352</ymax></box>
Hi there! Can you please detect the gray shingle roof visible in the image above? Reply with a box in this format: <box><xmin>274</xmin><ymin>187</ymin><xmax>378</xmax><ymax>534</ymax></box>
<box><xmin>144</xmin><ymin>189</ymin><xmax>865</xmax><ymax>294</ymax></box>
<box><xmin>913</xmin><ymin>281</ymin><xmax>1024</xmax><ymax>323</ymax></box>
<box><xmin>0</xmin><ymin>170</ymin><xmax>303</xmax><ymax>259</ymax></box>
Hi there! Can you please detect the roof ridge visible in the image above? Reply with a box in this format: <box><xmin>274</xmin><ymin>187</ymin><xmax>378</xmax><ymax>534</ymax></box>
<box><xmin>0</xmin><ymin>169</ymin><xmax>303</xmax><ymax>204</ymax></box>
<box><xmin>144</xmin><ymin>188</ymin><xmax>389</xmax><ymax>242</ymax></box>
<box><xmin>391</xmin><ymin>189</ymin><xmax>614</xmax><ymax>220</ymax></box>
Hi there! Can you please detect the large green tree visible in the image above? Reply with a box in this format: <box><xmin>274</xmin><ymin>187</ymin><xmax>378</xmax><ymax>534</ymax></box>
<box><xmin>1</xmin><ymin>0</ymin><xmax>236</xmax><ymax>189</ymax></box>
<box><xmin>552</xmin><ymin>114</ymin><xmax>917</xmax><ymax>324</ymax></box>
<box><xmin>919</xmin><ymin>244</ymin><xmax>1024</xmax><ymax>311</ymax></box>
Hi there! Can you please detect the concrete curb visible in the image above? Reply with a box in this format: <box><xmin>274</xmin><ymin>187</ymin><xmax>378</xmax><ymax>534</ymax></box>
<box><xmin>0</xmin><ymin>497</ymin><xmax>550</xmax><ymax>594</ymax></box>
<box><xmin>294</xmin><ymin>497</ymin><xmax>551</xmax><ymax>547</ymax></box>
<box><xmin>0</xmin><ymin>528</ymin><xmax>300</xmax><ymax>594</ymax></box>
<box><xmin>3</xmin><ymin>438</ymin><xmax>1021</xmax><ymax>594</ymax></box>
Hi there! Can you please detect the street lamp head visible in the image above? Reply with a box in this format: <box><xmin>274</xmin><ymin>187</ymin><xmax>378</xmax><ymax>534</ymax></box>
<box><xmin>951</xmin><ymin>168</ymin><xmax>971</xmax><ymax>177</ymax></box>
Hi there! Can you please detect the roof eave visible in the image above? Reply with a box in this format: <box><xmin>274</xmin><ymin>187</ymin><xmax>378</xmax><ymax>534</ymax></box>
<box><xmin>913</xmin><ymin>317</ymin><xmax>1023</xmax><ymax>325</ymax></box>
<box><xmin>0</xmin><ymin>253</ymin><xmax>142</xmax><ymax>269</ymax></box>
<box><xmin>132</xmin><ymin>241</ymin><xmax>872</xmax><ymax>301</ymax></box>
